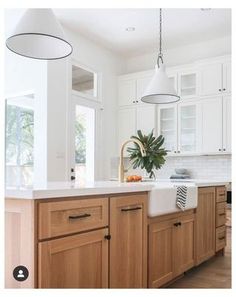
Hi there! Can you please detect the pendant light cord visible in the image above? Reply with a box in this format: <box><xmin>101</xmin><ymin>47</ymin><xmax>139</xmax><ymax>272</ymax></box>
<box><xmin>157</xmin><ymin>8</ymin><xmax>163</xmax><ymax>68</ymax></box>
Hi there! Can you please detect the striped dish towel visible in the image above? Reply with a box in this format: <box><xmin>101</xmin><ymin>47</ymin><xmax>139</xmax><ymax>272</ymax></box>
<box><xmin>176</xmin><ymin>186</ymin><xmax>188</xmax><ymax>211</ymax></box>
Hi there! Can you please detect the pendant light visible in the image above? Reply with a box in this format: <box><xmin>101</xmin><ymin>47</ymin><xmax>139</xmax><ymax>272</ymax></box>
<box><xmin>141</xmin><ymin>9</ymin><xmax>180</xmax><ymax>104</ymax></box>
<box><xmin>6</xmin><ymin>9</ymin><xmax>73</xmax><ymax>60</ymax></box>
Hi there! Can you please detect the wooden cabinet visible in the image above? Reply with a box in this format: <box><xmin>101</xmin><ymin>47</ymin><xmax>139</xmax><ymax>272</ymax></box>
<box><xmin>195</xmin><ymin>187</ymin><xmax>216</xmax><ymax>265</ymax></box>
<box><xmin>215</xmin><ymin>187</ymin><xmax>227</xmax><ymax>252</ymax></box>
<box><xmin>148</xmin><ymin>219</ymin><xmax>174</xmax><ymax>287</ymax></box>
<box><xmin>109</xmin><ymin>194</ymin><xmax>147</xmax><ymax>288</ymax></box>
<box><xmin>38</xmin><ymin>228</ymin><xmax>109</xmax><ymax>288</ymax></box>
<box><xmin>148</xmin><ymin>212</ymin><xmax>195</xmax><ymax>288</ymax></box>
<box><xmin>200</xmin><ymin>60</ymin><xmax>231</xmax><ymax>96</ymax></box>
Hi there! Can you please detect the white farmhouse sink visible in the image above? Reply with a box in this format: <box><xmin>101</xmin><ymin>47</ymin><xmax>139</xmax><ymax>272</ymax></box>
<box><xmin>148</xmin><ymin>182</ymin><xmax>198</xmax><ymax>217</ymax></box>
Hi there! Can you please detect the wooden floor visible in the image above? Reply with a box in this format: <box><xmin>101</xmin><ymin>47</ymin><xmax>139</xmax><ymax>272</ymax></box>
<box><xmin>168</xmin><ymin>208</ymin><xmax>231</xmax><ymax>289</ymax></box>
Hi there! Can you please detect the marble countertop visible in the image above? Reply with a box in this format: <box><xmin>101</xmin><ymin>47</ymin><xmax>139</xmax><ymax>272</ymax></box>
<box><xmin>5</xmin><ymin>179</ymin><xmax>230</xmax><ymax>200</ymax></box>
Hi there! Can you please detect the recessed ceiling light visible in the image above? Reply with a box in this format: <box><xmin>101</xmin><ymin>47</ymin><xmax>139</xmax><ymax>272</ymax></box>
<box><xmin>125</xmin><ymin>27</ymin><xmax>135</xmax><ymax>32</ymax></box>
<box><xmin>200</xmin><ymin>8</ymin><xmax>212</xmax><ymax>11</ymax></box>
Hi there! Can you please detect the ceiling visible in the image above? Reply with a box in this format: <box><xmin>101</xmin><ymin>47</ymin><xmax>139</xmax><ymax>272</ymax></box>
<box><xmin>54</xmin><ymin>8</ymin><xmax>231</xmax><ymax>57</ymax></box>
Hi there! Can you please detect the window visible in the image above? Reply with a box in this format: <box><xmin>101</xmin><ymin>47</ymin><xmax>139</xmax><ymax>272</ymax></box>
<box><xmin>72</xmin><ymin>63</ymin><xmax>98</xmax><ymax>100</ymax></box>
<box><xmin>74</xmin><ymin>105</ymin><xmax>95</xmax><ymax>183</ymax></box>
<box><xmin>5</xmin><ymin>94</ymin><xmax>34</xmax><ymax>186</ymax></box>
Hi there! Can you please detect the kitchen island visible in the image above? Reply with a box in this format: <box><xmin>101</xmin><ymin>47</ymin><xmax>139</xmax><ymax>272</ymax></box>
<box><xmin>5</xmin><ymin>179</ymin><xmax>229</xmax><ymax>288</ymax></box>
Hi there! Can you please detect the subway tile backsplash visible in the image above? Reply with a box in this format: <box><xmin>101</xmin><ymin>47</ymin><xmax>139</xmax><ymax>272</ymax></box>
<box><xmin>110</xmin><ymin>155</ymin><xmax>231</xmax><ymax>180</ymax></box>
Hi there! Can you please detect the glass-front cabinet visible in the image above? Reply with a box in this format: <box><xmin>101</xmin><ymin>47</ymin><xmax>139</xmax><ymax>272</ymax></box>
<box><xmin>178</xmin><ymin>103</ymin><xmax>198</xmax><ymax>153</ymax></box>
<box><xmin>179</xmin><ymin>71</ymin><xmax>197</xmax><ymax>98</ymax></box>
<box><xmin>157</xmin><ymin>101</ymin><xmax>200</xmax><ymax>155</ymax></box>
<box><xmin>157</xmin><ymin>104</ymin><xmax>178</xmax><ymax>153</ymax></box>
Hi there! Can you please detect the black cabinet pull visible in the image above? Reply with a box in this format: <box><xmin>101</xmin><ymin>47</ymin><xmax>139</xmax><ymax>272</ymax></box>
<box><xmin>174</xmin><ymin>222</ymin><xmax>181</xmax><ymax>227</ymax></box>
<box><xmin>69</xmin><ymin>213</ymin><xmax>91</xmax><ymax>220</ymax></box>
<box><xmin>219</xmin><ymin>89</ymin><xmax>222</xmax><ymax>91</ymax></box>
<box><xmin>218</xmin><ymin>236</ymin><xmax>225</xmax><ymax>240</ymax></box>
<box><xmin>223</xmin><ymin>88</ymin><xmax>226</xmax><ymax>91</ymax></box>
<box><xmin>104</xmin><ymin>234</ymin><xmax>111</xmax><ymax>240</ymax></box>
<box><xmin>219</xmin><ymin>213</ymin><xmax>225</xmax><ymax>216</ymax></box>
<box><xmin>121</xmin><ymin>206</ymin><xmax>142</xmax><ymax>212</ymax></box>
<box><xmin>178</xmin><ymin>222</ymin><xmax>182</xmax><ymax>226</ymax></box>
<box><xmin>219</xmin><ymin>193</ymin><xmax>225</xmax><ymax>197</ymax></box>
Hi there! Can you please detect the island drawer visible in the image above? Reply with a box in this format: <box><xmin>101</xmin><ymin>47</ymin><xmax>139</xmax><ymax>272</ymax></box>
<box><xmin>216</xmin><ymin>187</ymin><xmax>226</xmax><ymax>203</ymax></box>
<box><xmin>216</xmin><ymin>202</ymin><xmax>226</xmax><ymax>227</ymax></box>
<box><xmin>215</xmin><ymin>225</ymin><xmax>226</xmax><ymax>252</ymax></box>
<box><xmin>38</xmin><ymin>198</ymin><xmax>108</xmax><ymax>240</ymax></box>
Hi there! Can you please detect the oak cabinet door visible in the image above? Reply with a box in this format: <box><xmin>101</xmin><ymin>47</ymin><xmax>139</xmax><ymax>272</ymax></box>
<box><xmin>38</xmin><ymin>229</ymin><xmax>108</xmax><ymax>288</ymax></box>
<box><xmin>195</xmin><ymin>187</ymin><xmax>216</xmax><ymax>265</ymax></box>
<box><xmin>148</xmin><ymin>220</ymin><xmax>174</xmax><ymax>288</ymax></box>
<box><xmin>109</xmin><ymin>194</ymin><xmax>147</xmax><ymax>288</ymax></box>
<box><xmin>173</xmin><ymin>214</ymin><xmax>195</xmax><ymax>276</ymax></box>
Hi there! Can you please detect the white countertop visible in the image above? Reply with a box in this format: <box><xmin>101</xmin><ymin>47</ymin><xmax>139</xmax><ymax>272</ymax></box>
<box><xmin>5</xmin><ymin>179</ymin><xmax>230</xmax><ymax>200</ymax></box>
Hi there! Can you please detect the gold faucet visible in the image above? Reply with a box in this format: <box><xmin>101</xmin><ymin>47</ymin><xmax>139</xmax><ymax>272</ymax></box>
<box><xmin>119</xmin><ymin>139</ymin><xmax>146</xmax><ymax>183</ymax></box>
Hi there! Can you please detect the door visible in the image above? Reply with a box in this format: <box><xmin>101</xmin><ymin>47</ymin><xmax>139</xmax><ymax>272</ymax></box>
<box><xmin>223</xmin><ymin>95</ymin><xmax>231</xmax><ymax>153</ymax></box>
<box><xmin>118</xmin><ymin>107</ymin><xmax>136</xmax><ymax>156</ymax></box>
<box><xmin>70</xmin><ymin>95</ymin><xmax>99</xmax><ymax>183</ymax></box>
<box><xmin>109</xmin><ymin>194</ymin><xmax>147</xmax><ymax>288</ymax></box>
<box><xmin>38</xmin><ymin>229</ymin><xmax>109</xmax><ymax>288</ymax></box>
<box><xmin>178</xmin><ymin>102</ymin><xmax>200</xmax><ymax>153</ymax></box>
<box><xmin>148</xmin><ymin>220</ymin><xmax>174</xmax><ymax>288</ymax></box>
<box><xmin>118</xmin><ymin>79</ymin><xmax>136</xmax><ymax>106</ymax></box>
<box><xmin>201</xmin><ymin>97</ymin><xmax>223</xmax><ymax>153</ymax></box>
<box><xmin>173</xmin><ymin>214</ymin><xmax>195</xmax><ymax>276</ymax></box>
<box><xmin>200</xmin><ymin>63</ymin><xmax>222</xmax><ymax>96</ymax></box>
<box><xmin>136</xmin><ymin>105</ymin><xmax>156</xmax><ymax>135</ymax></box>
<box><xmin>195</xmin><ymin>187</ymin><xmax>216</xmax><ymax>265</ymax></box>
<box><xmin>157</xmin><ymin>104</ymin><xmax>178</xmax><ymax>153</ymax></box>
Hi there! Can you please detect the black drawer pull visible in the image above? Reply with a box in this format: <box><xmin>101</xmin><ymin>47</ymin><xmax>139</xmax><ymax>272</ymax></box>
<box><xmin>219</xmin><ymin>213</ymin><xmax>225</xmax><ymax>216</ymax></box>
<box><xmin>121</xmin><ymin>206</ymin><xmax>142</xmax><ymax>212</ymax></box>
<box><xmin>173</xmin><ymin>222</ymin><xmax>181</xmax><ymax>227</ymax></box>
<box><xmin>218</xmin><ymin>236</ymin><xmax>225</xmax><ymax>240</ymax></box>
<box><xmin>69</xmin><ymin>213</ymin><xmax>91</xmax><ymax>220</ymax></box>
<box><xmin>219</xmin><ymin>194</ymin><xmax>226</xmax><ymax>197</ymax></box>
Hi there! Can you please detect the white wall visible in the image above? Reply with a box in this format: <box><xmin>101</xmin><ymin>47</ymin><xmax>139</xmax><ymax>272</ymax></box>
<box><xmin>124</xmin><ymin>35</ymin><xmax>231</xmax><ymax>73</ymax></box>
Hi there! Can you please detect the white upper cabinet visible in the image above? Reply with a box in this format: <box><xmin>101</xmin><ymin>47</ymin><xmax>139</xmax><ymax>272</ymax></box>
<box><xmin>223</xmin><ymin>95</ymin><xmax>231</xmax><ymax>153</ymax></box>
<box><xmin>179</xmin><ymin>71</ymin><xmax>197</xmax><ymax>98</ymax></box>
<box><xmin>118</xmin><ymin>79</ymin><xmax>136</xmax><ymax>106</ymax></box>
<box><xmin>136</xmin><ymin>75</ymin><xmax>153</xmax><ymax>104</ymax></box>
<box><xmin>157</xmin><ymin>104</ymin><xmax>178</xmax><ymax>153</ymax></box>
<box><xmin>178</xmin><ymin>102</ymin><xmax>200</xmax><ymax>153</ymax></box>
<box><xmin>199</xmin><ymin>59</ymin><xmax>231</xmax><ymax>96</ymax></box>
<box><xmin>136</xmin><ymin>105</ymin><xmax>156</xmax><ymax>135</ymax></box>
<box><xmin>201</xmin><ymin>97</ymin><xmax>223</xmax><ymax>154</ymax></box>
<box><xmin>118</xmin><ymin>107</ymin><xmax>136</xmax><ymax>151</ymax></box>
<box><xmin>117</xmin><ymin>55</ymin><xmax>231</xmax><ymax>156</ymax></box>
<box><xmin>222</xmin><ymin>61</ymin><xmax>231</xmax><ymax>94</ymax></box>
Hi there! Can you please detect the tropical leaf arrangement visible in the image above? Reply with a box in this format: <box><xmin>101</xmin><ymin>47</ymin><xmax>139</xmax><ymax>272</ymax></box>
<box><xmin>127</xmin><ymin>130</ymin><xmax>167</xmax><ymax>179</ymax></box>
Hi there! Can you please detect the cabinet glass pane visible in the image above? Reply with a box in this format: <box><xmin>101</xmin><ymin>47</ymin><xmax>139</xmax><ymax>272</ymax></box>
<box><xmin>160</xmin><ymin>107</ymin><xmax>176</xmax><ymax>152</ymax></box>
<box><xmin>180</xmin><ymin>73</ymin><xmax>196</xmax><ymax>97</ymax></box>
<box><xmin>179</xmin><ymin>105</ymin><xmax>196</xmax><ymax>152</ymax></box>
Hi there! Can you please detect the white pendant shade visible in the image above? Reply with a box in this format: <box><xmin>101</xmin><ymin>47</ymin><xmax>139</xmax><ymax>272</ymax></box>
<box><xmin>141</xmin><ymin>64</ymin><xmax>180</xmax><ymax>104</ymax></box>
<box><xmin>6</xmin><ymin>9</ymin><xmax>73</xmax><ymax>60</ymax></box>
